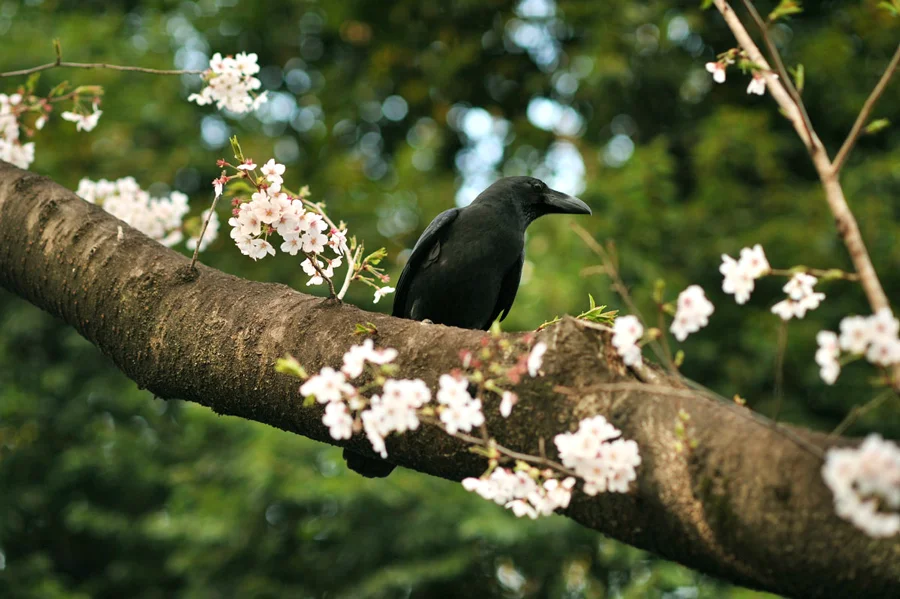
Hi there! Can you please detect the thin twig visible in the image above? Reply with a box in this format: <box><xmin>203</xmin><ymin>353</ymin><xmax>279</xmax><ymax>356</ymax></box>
<box><xmin>1</xmin><ymin>61</ymin><xmax>203</xmax><ymax>78</ymax></box>
<box><xmin>830</xmin><ymin>389</ymin><xmax>896</xmax><ymax>438</ymax></box>
<box><xmin>189</xmin><ymin>194</ymin><xmax>222</xmax><ymax>270</ymax></box>
<box><xmin>740</xmin><ymin>0</ymin><xmax>816</xmax><ymax>148</ymax></box>
<box><xmin>832</xmin><ymin>43</ymin><xmax>900</xmax><ymax>174</ymax></box>
<box><xmin>571</xmin><ymin>223</ymin><xmax>672</xmax><ymax>370</ymax></box>
<box><xmin>418</xmin><ymin>414</ymin><xmax>579</xmax><ymax>478</ymax></box>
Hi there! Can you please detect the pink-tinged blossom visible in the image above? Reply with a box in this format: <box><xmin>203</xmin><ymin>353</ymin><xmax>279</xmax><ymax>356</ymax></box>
<box><xmin>462</xmin><ymin>468</ymin><xmax>575</xmax><ymax>518</ymax></box>
<box><xmin>670</xmin><ymin>285</ymin><xmax>714</xmax><ymax>342</ymax></box>
<box><xmin>554</xmin><ymin>416</ymin><xmax>640</xmax><ymax>496</ymax></box>
<box><xmin>213</xmin><ymin>177</ymin><xmax>226</xmax><ymax>198</ymax></box>
<box><xmin>322</xmin><ymin>401</ymin><xmax>353</xmax><ymax>440</ymax></box>
<box><xmin>771</xmin><ymin>273</ymin><xmax>825</xmax><ymax>320</ymax></box>
<box><xmin>839</xmin><ymin>315</ymin><xmax>871</xmax><ymax>354</ymax></box>
<box><xmin>76</xmin><ymin>177</ymin><xmax>215</xmax><ymax>251</ymax></box>
<box><xmin>328</xmin><ymin>229</ymin><xmax>348</xmax><ymax>254</ymax></box>
<box><xmin>822</xmin><ymin>434</ymin><xmax>900</xmax><ymax>538</ymax></box>
<box><xmin>281</xmin><ymin>235</ymin><xmax>303</xmax><ymax>256</ymax></box>
<box><xmin>340</xmin><ymin>340</ymin><xmax>398</xmax><ymax>379</ymax></box>
<box><xmin>437</xmin><ymin>374</ymin><xmax>484</xmax><ymax>434</ymax></box>
<box><xmin>746</xmin><ymin>74</ymin><xmax>767</xmax><ymax>95</ymax></box>
<box><xmin>527</xmin><ymin>342</ymin><xmax>547</xmax><ymax>376</ymax></box>
<box><xmin>261</xmin><ymin>158</ymin><xmax>286</xmax><ymax>191</ymax></box>
<box><xmin>612</xmin><ymin>315</ymin><xmax>643</xmax><ymax>366</ymax></box>
<box><xmin>499</xmin><ymin>391</ymin><xmax>518</xmax><ymax>418</ymax></box>
<box><xmin>815</xmin><ymin>331</ymin><xmax>840</xmax><ymax>385</ymax></box>
<box><xmin>373</xmin><ymin>286</ymin><xmax>395</xmax><ymax>304</ymax></box>
<box><xmin>237</xmin><ymin>159</ymin><xmax>257</xmax><ymax>171</ymax></box>
<box><xmin>61</xmin><ymin>104</ymin><xmax>102</xmax><ymax>132</ymax></box>
<box><xmin>188</xmin><ymin>52</ymin><xmax>267</xmax><ymax>114</ymax></box>
<box><xmin>301</xmin><ymin>230</ymin><xmax>328</xmax><ymax>254</ymax></box>
<box><xmin>705</xmin><ymin>61</ymin><xmax>727</xmax><ymax>83</ymax></box>
<box><xmin>246</xmin><ymin>238</ymin><xmax>275</xmax><ymax>260</ymax></box>
<box><xmin>720</xmin><ymin>244</ymin><xmax>770</xmax><ymax>305</ymax></box>
<box><xmin>300</xmin><ymin>367</ymin><xmax>355</xmax><ymax>404</ymax></box>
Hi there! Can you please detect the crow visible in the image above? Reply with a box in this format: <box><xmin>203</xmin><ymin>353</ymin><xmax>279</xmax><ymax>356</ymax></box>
<box><xmin>344</xmin><ymin>176</ymin><xmax>591</xmax><ymax>477</ymax></box>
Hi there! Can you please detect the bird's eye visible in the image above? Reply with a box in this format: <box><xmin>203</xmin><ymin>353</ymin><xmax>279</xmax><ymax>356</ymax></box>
<box><xmin>531</xmin><ymin>181</ymin><xmax>543</xmax><ymax>192</ymax></box>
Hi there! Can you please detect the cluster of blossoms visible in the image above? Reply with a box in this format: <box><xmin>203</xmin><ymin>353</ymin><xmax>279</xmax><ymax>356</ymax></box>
<box><xmin>76</xmin><ymin>176</ymin><xmax>218</xmax><ymax>251</ymax></box>
<box><xmin>670</xmin><ymin>285</ymin><xmax>715</xmax><ymax>342</ymax></box>
<box><xmin>816</xmin><ymin>308</ymin><xmax>900</xmax><ymax>384</ymax></box>
<box><xmin>1</xmin><ymin>82</ymin><xmax>104</xmax><ymax>170</ymax></box>
<box><xmin>216</xmin><ymin>153</ymin><xmax>393</xmax><ymax>301</ymax></box>
<box><xmin>822</xmin><ymin>434</ymin><xmax>900</xmax><ymax>537</ymax></box>
<box><xmin>555</xmin><ymin>415</ymin><xmax>641</xmax><ymax>495</ymax></box>
<box><xmin>705</xmin><ymin>53</ymin><xmax>775</xmax><ymax>96</ymax></box>
<box><xmin>612</xmin><ymin>315</ymin><xmax>644</xmax><ymax>367</ymax></box>
<box><xmin>720</xmin><ymin>244</ymin><xmax>771</xmax><ymax>304</ymax></box>
<box><xmin>771</xmin><ymin>273</ymin><xmax>825</xmax><ymax>321</ymax></box>
<box><xmin>463</xmin><ymin>467</ymin><xmax>576</xmax><ymax>519</ymax></box>
<box><xmin>290</xmin><ymin>336</ymin><xmax>634</xmax><ymax>520</ymax></box>
<box><xmin>188</xmin><ymin>52</ymin><xmax>267</xmax><ymax>114</ymax></box>
<box><xmin>0</xmin><ymin>93</ymin><xmax>36</xmax><ymax>168</ymax></box>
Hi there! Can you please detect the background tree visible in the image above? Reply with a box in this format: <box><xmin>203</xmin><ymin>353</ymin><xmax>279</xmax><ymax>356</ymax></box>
<box><xmin>1</xmin><ymin>0</ymin><xmax>899</xmax><ymax>597</ymax></box>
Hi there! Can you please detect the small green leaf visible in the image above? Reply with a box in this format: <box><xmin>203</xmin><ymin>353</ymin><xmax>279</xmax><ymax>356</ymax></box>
<box><xmin>275</xmin><ymin>355</ymin><xmax>308</xmax><ymax>379</ymax></box>
<box><xmin>229</xmin><ymin>135</ymin><xmax>245</xmax><ymax>163</ymax></box>
<box><xmin>674</xmin><ymin>350</ymin><xmax>685</xmax><ymax>368</ymax></box>
<box><xmin>790</xmin><ymin>64</ymin><xmax>805</xmax><ymax>94</ymax></box>
<box><xmin>768</xmin><ymin>0</ymin><xmax>803</xmax><ymax>22</ymax></box>
<box><xmin>878</xmin><ymin>1</ymin><xmax>900</xmax><ymax>17</ymax></box>
<box><xmin>588</xmin><ymin>293</ymin><xmax>596</xmax><ymax>310</ymax></box>
<box><xmin>25</xmin><ymin>73</ymin><xmax>40</xmax><ymax>95</ymax></box>
<box><xmin>865</xmin><ymin>118</ymin><xmax>891</xmax><ymax>135</ymax></box>
<box><xmin>354</xmin><ymin>322</ymin><xmax>378</xmax><ymax>335</ymax></box>
<box><xmin>700</xmin><ymin>0</ymin><xmax>714</xmax><ymax>9</ymax></box>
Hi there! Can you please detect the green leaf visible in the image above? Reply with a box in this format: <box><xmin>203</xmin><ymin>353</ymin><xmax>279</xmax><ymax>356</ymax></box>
<box><xmin>275</xmin><ymin>355</ymin><xmax>307</xmax><ymax>379</ymax></box>
<box><xmin>700</xmin><ymin>0</ymin><xmax>714</xmax><ymax>9</ymax></box>
<box><xmin>25</xmin><ymin>73</ymin><xmax>40</xmax><ymax>95</ymax></box>
<box><xmin>229</xmin><ymin>135</ymin><xmax>244</xmax><ymax>162</ymax></box>
<box><xmin>768</xmin><ymin>0</ymin><xmax>803</xmax><ymax>22</ymax></box>
<box><xmin>865</xmin><ymin>118</ymin><xmax>890</xmax><ymax>135</ymax></box>
<box><xmin>878</xmin><ymin>1</ymin><xmax>900</xmax><ymax>17</ymax></box>
<box><xmin>790</xmin><ymin>63</ymin><xmax>805</xmax><ymax>94</ymax></box>
<box><xmin>354</xmin><ymin>322</ymin><xmax>378</xmax><ymax>335</ymax></box>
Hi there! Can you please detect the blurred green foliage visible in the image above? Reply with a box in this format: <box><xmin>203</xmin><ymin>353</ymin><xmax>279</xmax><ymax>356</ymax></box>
<box><xmin>1</xmin><ymin>0</ymin><xmax>898</xmax><ymax>596</ymax></box>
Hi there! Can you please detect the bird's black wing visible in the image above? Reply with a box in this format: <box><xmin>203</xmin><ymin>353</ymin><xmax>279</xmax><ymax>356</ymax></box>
<box><xmin>487</xmin><ymin>250</ymin><xmax>524</xmax><ymax>327</ymax></box>
<box><xmin>392</xmin><ymin>208</ymin><xmax>461</xmax><ymax>318</ymax></box>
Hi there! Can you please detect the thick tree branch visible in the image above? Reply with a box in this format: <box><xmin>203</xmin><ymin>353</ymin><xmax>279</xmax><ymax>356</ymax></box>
<box><xmin>0</xmin><ymin>161</ymin><xmax>898</xmax><ymax>598</ymax></box>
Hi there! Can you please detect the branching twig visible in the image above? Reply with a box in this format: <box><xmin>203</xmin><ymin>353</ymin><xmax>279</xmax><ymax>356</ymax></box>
<box><xmin>1</xmin><ymin>61</ymin><xmax>202</xmax><ymax>78</ymax></box>
<box><xmin>418</xmin><ymin>414</ymin><xmax>580</xmax><ymax>478</ymax></box>
<box><xmin>712</xmin><ymin>0</ymin><xmax>891</xmax><ymax>333</ymax></box>
<box><xmin>832</xmin><ymin>43</ymin><xmax>900</xmax><ymax>174</ymax></box>
<box><xmin>189</xmin><ymin>194</ymin><xmax>221</xmax><ymax>271</ymax></box>
<box><xmin>830</xmin><ymin>389</ymin><xmax>896</xmax><ymax>438</ymax></box>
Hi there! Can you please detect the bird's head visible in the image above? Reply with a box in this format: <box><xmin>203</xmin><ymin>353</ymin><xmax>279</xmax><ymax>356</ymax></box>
<box><xmin>478</xmin><ymin>176</ymin><xmax>592</xmax><ymax>223</ymax></box>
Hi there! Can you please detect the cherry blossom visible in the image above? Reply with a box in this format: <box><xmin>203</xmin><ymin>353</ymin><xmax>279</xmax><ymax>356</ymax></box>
<box><xmin>373</xmin><ymin>286</ymin><xmax>395</xmax><ymax>304</ymax></box>
<box><xmin>341</xmin><ymin>338</ymin><xmax>398</xmax><ymax>379</ymax></box>
<box><xmin>300</xmin><ymin>367</ymin><xmax>355</xmax><ymax>404</ymax></box>
<box><xmin>499</xmin><ymin>391</ymin><xmax>518</xmax><ymax>418</ymax></box>
<box><xmin>462</xmin><ymin>467</ymin><xmax>575</xmax><ymax>518</ymax></box>
<box><xmin>261</xmin><ymin>159</ymin><xmax>286</xmax><ymax>191</ymax></box>
<box><xmin>612</xmin><ymin>315</ymin><xmax>643</xmax><ymax>366</ymax></box>
<box><xmin>705</xmin><ymin>61</ymin><xmax>727</xmax><ymax>83</ymax></box>
<box><xmin>815</xmin><ymin>331</ymin><xmax>840</xmax><ymax>385</ymax></box>
<box><xmin>746</xmin><ymin>73</ymin><xmax>767</xmax><ymax>95</ymax></box>
<box><xmin>554</xmin><ymin>416</ymin><xmax>641</xmax><ymax>496</ymax></box>
<box><xmin>188</xmin><ymin>52</ymin><xmax>267</xmax><ymax>114</ymax></box>
<box><xmin>437</xmin><ymin>374</ymin><xmax>484</xmax><ymax>434</ymax></box>
<box><xmin>60</xmin><ymin>104</ymin><xmax>102</xmax><ymax>132</ymax></box>
<box><xmin>527</xmin><ymin>341</ymin><xmax>547</xmax><ymax>376</ymax></box>
<box><xmin>670</xmin><ymin>285</ymin><xmax>714</xmax><ymax>342</ymax></box>
<box><xmin>771</xmin><ymin>273</ymin><xmax>825</xmax><ymax>320</ymax></box>
<box><xmin>322</xmin><ymin>402</ymin><xmax>353</xmax><ymax>440</ymax></box>
<box><xmin>76</xmin><ymin>177</ymin><xmax>217</xmax><ymax>251</ymax></box>
<box><xmin>720</xmin><ymin>245</ymin><xmax>769</xmax><ymax>304</ymax></box>
<box><xmin>822</xmin><ymin>434</ymin><xmax>900</xmax><ymax>538</ymax></box>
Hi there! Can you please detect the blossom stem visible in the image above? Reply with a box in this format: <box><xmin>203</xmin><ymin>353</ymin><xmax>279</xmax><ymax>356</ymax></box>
<box><xmin>418</xmin><ymin>414</ymin><xmax>579</xmax><ymax>478</ymax></box>
<box><xmin>768</xmin><ymin>268</ymin><xmax>860</xmax><ymax>281</ymax></box>
<box><xmin>188</xmin><ymin>192</ymin><xmax>222</xmax><ymax>271</ymax></box>
<box><xmin>301</xmin><ymin>200</ymin><xmax>355</xmax><ymax>300</ymax></box>
<box><xmin>304</xmin><ymin>251</ymin><xmax>338</xmax><ymax>299</ymax></box>
<box><xmin>832</xmin><ymin>43</ymin><xmax>900</xmax><ymax>174</ymax></box>
<box><xmin>829</xmin><ymin>389</ymin><xmax>896</xmax><ymax>438</ymax></box>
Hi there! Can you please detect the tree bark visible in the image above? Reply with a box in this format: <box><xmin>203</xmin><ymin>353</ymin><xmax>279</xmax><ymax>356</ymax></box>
<box><xmin>0</xmin><ymin>161</ymin><xmax>897</xmax><ymax>599</ymax></box>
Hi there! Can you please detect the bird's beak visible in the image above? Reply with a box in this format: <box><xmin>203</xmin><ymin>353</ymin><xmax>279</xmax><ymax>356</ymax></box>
<box><xmin>544</xmin><ymin>188</ymin><xmax>592</xmax><ymax>215</ymax></box>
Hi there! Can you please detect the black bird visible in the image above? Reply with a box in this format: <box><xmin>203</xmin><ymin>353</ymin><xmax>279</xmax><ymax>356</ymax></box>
<box><xmin>345</xmin><ymin>176</ymin><xmax>591</xmax><ymax>477</ymax></box>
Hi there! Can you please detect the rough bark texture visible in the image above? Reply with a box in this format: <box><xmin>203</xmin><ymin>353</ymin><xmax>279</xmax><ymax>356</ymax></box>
<box><xmin>0</xmin><ymin>161</ymin><xmax>897</xmax><ymax>599</ymax></box>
